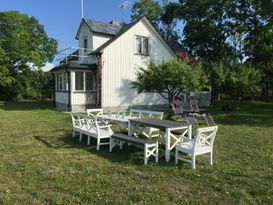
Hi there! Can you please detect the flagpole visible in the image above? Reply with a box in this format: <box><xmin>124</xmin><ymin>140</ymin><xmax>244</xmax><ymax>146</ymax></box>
<box><xmin>81</xmin><ymin>0</ymin><xmax>84</xmax><ymax>19</ymax></box>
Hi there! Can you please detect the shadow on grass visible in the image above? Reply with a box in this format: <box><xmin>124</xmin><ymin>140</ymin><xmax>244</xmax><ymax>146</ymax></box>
<box><xmin>33</xmin><ymin>132</ymin><xmax>166</xmax><ymax>166</ymax></box>
<box><xmin>207</xmin><ymin>101</ymin><xmax>273</xmax><ymax>127</ymax></box>
<box><xmin>0</xmin><ymin>101</ymin><xmax>54</xmax><ymax>111</ymax></box>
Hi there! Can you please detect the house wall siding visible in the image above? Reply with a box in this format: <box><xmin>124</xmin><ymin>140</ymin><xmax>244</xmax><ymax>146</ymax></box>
<box><xmin>101</xmin><ymin>19</ymin><xmax>174</xmax><ymax>108</ymax></box>
<box><xmin>55</xmin><ymin>92</ymin><xmax>68</xmax><ymax>104</ymax></box>
<box><xmin>93</xmin><ymin>33</ymin><xmax>111</xmax><ymax>50</ymax></box>
<box><xmin>70</xmin><ymin>71</ymin><xmax>96</xmax><ymax>111</ymax></box>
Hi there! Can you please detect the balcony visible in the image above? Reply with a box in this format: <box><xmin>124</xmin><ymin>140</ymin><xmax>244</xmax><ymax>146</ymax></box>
<box><xmin>55</xmin><ymin>47</ymin><xmax>96</xmax><ymax>66</ymax></box>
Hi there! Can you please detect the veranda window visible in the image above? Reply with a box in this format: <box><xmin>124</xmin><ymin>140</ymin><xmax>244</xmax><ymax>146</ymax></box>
<box><xmin>75</xmin><ymin>71</ymin><xmax>95</xmax><ymax>91</ymax></box>
<box><xmin>85</xmin><ymin>72</ymin><xmax>94</xmax><ymax>91</ymax></box>
<box><xmin>75</xmin><ymin>72</ymin><xmax>84</xmax><ymax>90</ymax></box>
<box><xmin>56</xmin><ymin>72</ymin><xmax>68</xmax><ymax>91</ymax></box>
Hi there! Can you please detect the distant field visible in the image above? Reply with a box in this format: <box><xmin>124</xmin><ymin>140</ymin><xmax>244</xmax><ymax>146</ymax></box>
<box><xmin>0</xmin><ymin>101</ymin><xmax>272</xmax><ymax>204</ymax></box>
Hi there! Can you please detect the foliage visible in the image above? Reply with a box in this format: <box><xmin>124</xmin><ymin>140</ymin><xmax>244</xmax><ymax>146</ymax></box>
<box><xmin>132</xmin><ymin>59</ymin><xmax>208</xmax><ymax>105</ymax></box>
<box><xmin>225</xmin><ymin>64</ymin><xmax>261</xmax><ymax>100</ymax></box>
<box><xmin>0</xmin><ymin>101</ymin><xmax>272</xmax><ymax>204</ymax></box>
<box><xmin>131</xmin><ymin>0</ymin><xmax>180</xmax><ymax>41</ymax></box>
<box><xmin>0</xmin><ymin>70</ymin><xmax>54</xmax><ymax>101</ymax></box>
<box><xmin>0</xmin><ymin>11</ymin><xmax>57</xmax><ymax>100</ymax></box>
<box><xmin>131</xmin><ymin>0</ymin><xmax>162</xmax><ymax>30</ymax></box>
<box><xmin>160</xmin><ymin>2</ymin><xmax>181</xmax><ymax>41</ymax></box>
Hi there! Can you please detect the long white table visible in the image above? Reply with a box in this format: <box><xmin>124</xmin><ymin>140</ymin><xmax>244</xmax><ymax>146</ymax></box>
<box><xmin>128</xmin><ymin>118</ymin><xmax>192</xmax><ymax>162</ymax></box>
<box><xmin>97</xmin><ymin>114</ymin><xmax>139</xmax><ymax>134</ymax></box>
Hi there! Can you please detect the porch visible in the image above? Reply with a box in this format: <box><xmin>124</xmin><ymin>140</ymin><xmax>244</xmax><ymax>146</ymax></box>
<box><xmin>51</xmin><ymin>47</ymin><xmax>99</xmax><ymax>112</ymax></box>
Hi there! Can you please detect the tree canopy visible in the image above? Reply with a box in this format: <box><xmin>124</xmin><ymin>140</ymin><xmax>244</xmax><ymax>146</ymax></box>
<box><xmin>131</xmin><ymin>0</ymin><xmax>162</xmax><ymax>30</ymax></box>
<box><xmin>132</xmin><ymin>59</ymin><xmax>208</xmax><ymax>106</ymax></box>
<box><xmin>0</xmin><ymin>11</ymin><xmax>57</xmax><ymax>100</ymax></box>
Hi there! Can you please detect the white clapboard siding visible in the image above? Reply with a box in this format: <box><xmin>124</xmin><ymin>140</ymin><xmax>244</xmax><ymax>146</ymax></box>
<box><xmin>55</xmin><ymin>92</ymin><xmax>68</xmax><ymax>104</ymax></box>
<box><xmin>78</xmin><ymin>24</ymin><xmax>92</xmax><ymax>49</ymax></box>
<box><xmin>101</xmin><ymin>19</ymin><xmax>174</xmax><ymax>107</ymax></box>
<box><xmin>71</xmin><ymin>92</ymin><xmax>96</xmax><ymax>105</ymax></box>
<box><xmin>93</xmin><ymin>33</ymin><xmax>111</xmax><ymax>50</ymax></box>
<box><xmin>70</xmin><ymin>71</ymin><xmax>97</xmax><ymax>106</ymax></box>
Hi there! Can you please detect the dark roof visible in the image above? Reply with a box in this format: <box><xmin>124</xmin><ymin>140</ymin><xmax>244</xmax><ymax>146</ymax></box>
<box><xmin>91</xmin><ymin>18</ymin><xmax>143</xmax><ymax>54</ymax></box>
<box><xmin>84</xmin><ymin>18</ymin><xmax>123</xmax><ymax>36</ymax></box>
<box><xmin>165</xmin><ymin>40</ymin><xmax>186</xmax><ymax>53</ymax></box>
<box><xmin>165</xmin><ymin>40</ymin><xmax>196</xmax><ymax>64</ymax></box>
<box><xmin>51</xmin><ymin>62</ymin><xmax>97</xmax><ymax>72</ymax></box>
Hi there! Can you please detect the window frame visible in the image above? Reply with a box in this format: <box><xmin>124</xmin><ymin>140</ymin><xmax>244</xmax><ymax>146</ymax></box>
<box><xmin>74</xmin><ymin>71</ymin><xmax>96</xmax><ymax>92</ymax></box>
<box><xmin>75</xmin><ymin>71</ymin><xmax>84</xmax><ymax>91</ymax></box>
<box><xmin>55</xmin><ymin>72</ymin><xmax>68</xmax><ymax>92</ymax></box>
<box><xmin>135</xmin><ymin>35</ymin><xmax>150</xmax><ymax>55</ymax></box>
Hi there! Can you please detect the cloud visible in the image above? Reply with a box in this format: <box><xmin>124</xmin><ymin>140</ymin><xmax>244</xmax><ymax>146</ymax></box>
<box><xmin>41</xmin><ymin>63</ymin><xmax>54</xmax><ymax>72</ymax></box>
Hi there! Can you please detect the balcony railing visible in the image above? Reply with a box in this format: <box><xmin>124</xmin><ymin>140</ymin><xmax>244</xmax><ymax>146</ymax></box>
<box><xmin>55</xmin><ymin>47</ymin><xmax>94</xmax><ymax>65</ymax></box>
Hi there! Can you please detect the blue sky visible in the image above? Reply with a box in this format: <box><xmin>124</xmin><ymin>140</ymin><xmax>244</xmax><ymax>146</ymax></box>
<box><xmin>1</xmin><ymin>0</ymin><xmax>180</xmax><ymax>70</ymax></box>
<box><xmin>1</xmin><ymin>0</ymin><xmax>134</xmax><ymax>50</ymax></box>
<box><xmin>1</xmin><ymin>0</ymin><xmax>136</xmax><ymax>70</ymax></box>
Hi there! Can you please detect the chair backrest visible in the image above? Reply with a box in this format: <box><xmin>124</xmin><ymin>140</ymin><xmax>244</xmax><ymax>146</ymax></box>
<box><xmin>85</xmin><ymin>116</ymin><xmax>98</xmax><ymax>134</ymax></box>
<box><xmin>185</xmin><ymin>115</ymin><xmax>199</xmax><ymax>126</ymax></box>
<box><xmin>86</xmin><ymin>108</ymin><xmax>103</xmax><ymax>117</ymax></box>
<box><xmin>204</xmin><ymin>113</ymin><xmax>215</xmax><ymax>125</ymax></box>
<box><xmin>172</xmin><ymin>97</ymin><xmax>184</xmax><ymax>114</ymax></box>
<box><xmin>190</xmin><ymin>98</ymin><xmax>199</xmax><ymax>113</ymax></box>
<box><xmin>193</xmin><ymin>126</ymin><xmax>218</xmax><ymax>151</ymax></box>
<box><xmin>70</xmin><ymin>113</ymin><xmax>82</xmax><ymax>127</ymax></box>
<box><xmin>129</xmin><ymin>109</ymin><xmax>163</xmax><ymax>119</ymax></box>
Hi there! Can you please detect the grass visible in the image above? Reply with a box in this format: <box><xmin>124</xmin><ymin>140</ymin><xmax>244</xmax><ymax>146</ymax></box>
<box><xmin>0</xmin><ymin>100</ymin><xmax>272</xmax><ymax>205</ymax></box>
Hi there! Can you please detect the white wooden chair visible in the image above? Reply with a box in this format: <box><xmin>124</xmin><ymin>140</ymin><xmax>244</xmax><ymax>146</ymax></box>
<box><xmin>84</xmin><ymin>117</ymin><xmax>113</xmax><ymax>150</ymax></box>
<box><xmin>175</xmin><ymin>126</ymin><xmax>218</xmax><ymax>169</ymax></box>
<box><xmin>86</xmin><ymin>108</ymin><xmax>103</xmax><ymax>117</ymax></box>
<box><xmin>71</xmin><ymin>113</ymin><xmax>85</xmax><ymax>140</ymax></box>
<box><xmin>71</xmin><ymin>114</ymin><xmax>113</xmax><ymax>150</ymax></box>
<box><xmin>129</xmin><ymin>109</ymin><xmax>164</xmax><ymax>138</ymax></box>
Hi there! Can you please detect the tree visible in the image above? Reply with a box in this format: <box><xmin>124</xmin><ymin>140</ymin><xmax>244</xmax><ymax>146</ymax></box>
<box><xmin>225</xmin><ymin>64</ymin><xmax>261</xmax><ymax>109</ymax></box>
<box><xmin>131</xmin><ymin>0</ymin><xmax>162</xmax><ymax>30</ymax></box>
<box><xmin>0</xmin><ymin>11</ymin><xmax>57</xmax><ymax>100</ymax></box>
<box><xmin>202</xmin><ymin>61</ymin><xmax>228</xmax><ymax>101</ymax></box>
<box><xmin>160</xmin><ymin>1</ymin><xmax>181</xmax><ymax>41</ymax></box>
<box><xmin>132</xmin><ymin>59</ymin><xmax>208</xmax><ymax>112</ymax></box>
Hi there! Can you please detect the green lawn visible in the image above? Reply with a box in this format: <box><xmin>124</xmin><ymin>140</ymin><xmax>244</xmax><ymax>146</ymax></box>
<box><xmin>0</xmin><ymin>101</ymin><xmax>272</xmax><ymax>205</ymax></box>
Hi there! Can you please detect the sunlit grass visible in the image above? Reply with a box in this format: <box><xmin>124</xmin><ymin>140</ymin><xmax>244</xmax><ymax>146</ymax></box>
<box><xmin>0</xmin><ymin>100</ymin><xmax>272</xmax><ymax>204</ymax></box>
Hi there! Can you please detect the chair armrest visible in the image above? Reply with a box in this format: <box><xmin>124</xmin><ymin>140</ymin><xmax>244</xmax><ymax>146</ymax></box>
<box><xmin>98</xmin><ymin>125</ymin><xmax>112</xmax><ymax>129</ymax></box>
<box><xmin>179</xmin><ymin>136</ymin><xmax>189</xmax><ymax>144</ymax></box>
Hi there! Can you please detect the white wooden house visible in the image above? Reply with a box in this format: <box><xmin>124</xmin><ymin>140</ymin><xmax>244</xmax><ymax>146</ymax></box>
<box><xmin>51</xmin><ymin>17</ymin><xmax>195</xmax><ymax>112</ymax></box>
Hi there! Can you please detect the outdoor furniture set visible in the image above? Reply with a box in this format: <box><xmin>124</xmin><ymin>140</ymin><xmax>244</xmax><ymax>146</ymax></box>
<box><xmin>71</xmin><ymin>108</ymin><xmax>218</xmax><ymax>168</ymax></box>
<box><xmin>171</xmin><ymin>96</ymin><xmax>215</xmax><ymax>126</ymax></box>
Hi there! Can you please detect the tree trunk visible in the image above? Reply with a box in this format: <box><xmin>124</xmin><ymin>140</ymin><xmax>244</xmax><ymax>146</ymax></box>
<box><xmin>167</xmin><ymin>97</ymin><xmax>173</xmax><ymax>120</ymax></box>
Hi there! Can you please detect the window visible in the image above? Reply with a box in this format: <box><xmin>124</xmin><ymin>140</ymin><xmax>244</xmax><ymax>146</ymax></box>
<box><xmin>75</xmin><ymin>72</ymin><xmax>84</xmax><ymax>90</ymax></box>
<box><xmin>85</xmin><ymin>72</ymin><xmax>94</xmax><ymax>91</ymax></box>
<box><xmin>84</xmin><ymin>38</ymin><xmax>88</xmax><ymax>49</ymax></box>
<box><xmin>136</xmin><ymin>36</ymin><xmax>142</xmax><ymax>53</ymax></box>
<box><xmin>56</xmin><ymin>72</ymin><xmax>68</xmax><ymax>91</ymax></box>
<box><xmin>135</xmin><ymin>36</ymin><xmax>149</xmax><ymax>55</ymax></box>
<box><xmin>59</xmin><ymin>73</ymin><xmax>63</xmax><ymax>90</ymax></box>
<box><xmin>75</xmin><ymin>71</ymin><xmax>95</xmax><ymax>91</ymax></box>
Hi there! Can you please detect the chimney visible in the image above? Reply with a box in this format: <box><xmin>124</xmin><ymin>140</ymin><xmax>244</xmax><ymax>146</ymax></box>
<box><xmin>109</xmin><ymin>20</ymin><xmax>121</xmax><ymax>26</ymax></box>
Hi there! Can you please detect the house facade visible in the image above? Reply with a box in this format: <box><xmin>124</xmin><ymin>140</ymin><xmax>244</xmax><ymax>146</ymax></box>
<box><xmin>51</xmin><ymin>17</ymin><xmax>194</xmax><ymax>112</ymax></box>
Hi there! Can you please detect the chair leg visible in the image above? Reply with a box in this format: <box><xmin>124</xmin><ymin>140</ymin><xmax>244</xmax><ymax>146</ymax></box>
<box><xmin>79</xmin><ymin>133</ymin><xmax>82</xmax><ymax>142</ymax></box>
<box><xmin>144</xmin><ymin>144</ymin><xmax>147</xmax><ymax>165</ymax></box>
<box><xmin>175</xmin><ymin>148</ymin><xmax>178</xmax><ymax>164</ymax></box>
<box><xmin>87</xmin><ymin>136</ymin><xmax>90</xmax><ymax>145</ymax></box>
<box><xmin>209</xmin><ymin>152</ymin><xmax>213</xmax><ymax>165</ymax></box>
<box><xmin>97</xmin><ymin>138</ymin><xmax>100</xmax><ymax>151</ymax></box>
<box><xmin>109</xmin><ymin>137</ymin><xmax>112</xmax><ymax>152</ymax></box>
<box><xmin>155</xmin><ymin>142</ymin><xmax>159</xmax><ymax>163</ymax></box>
<box><xmin>192</xmin><ymin>155</ymin><xmax>196</xmax><ymax>169</ymax></box>
<box><xmin>72</xmin><ymin>130</ymin><xmax>75</xmax><ymax>138</ymax></box>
